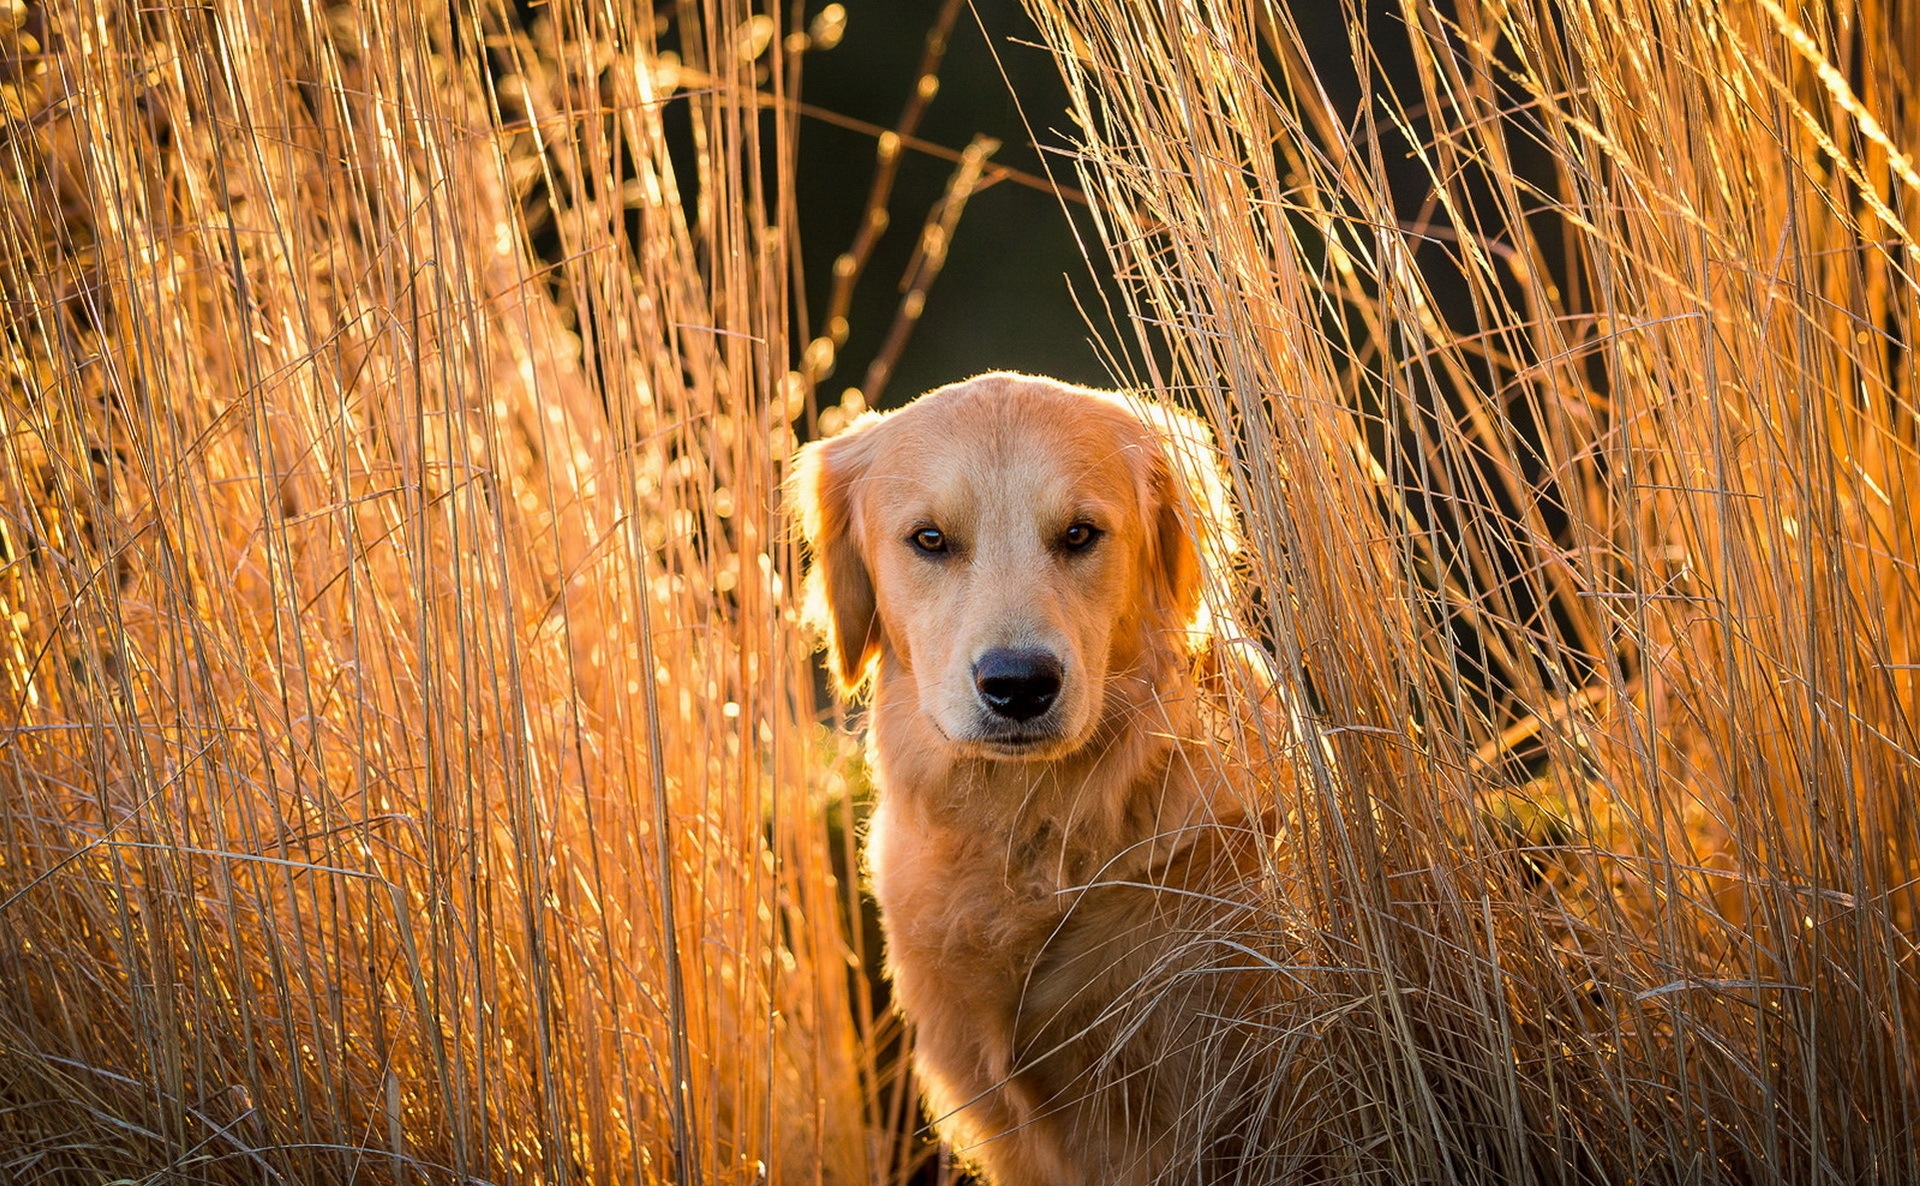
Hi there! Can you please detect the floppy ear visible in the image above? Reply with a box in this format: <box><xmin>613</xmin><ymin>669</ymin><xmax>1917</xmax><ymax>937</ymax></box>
<box><xmin>1148</xmin><ymin>446</ymin><xmax>1206</xmax><ymax>637</ymax></box>
<box><xmin>791</xmin><ymin>423</ymin><xmax>882</xmax><ymax>696</ymax></box>
<box><xmin>1136</xmin><ymin>401</ymin><xmax>1236</xmax><ymax>644</ymax></box>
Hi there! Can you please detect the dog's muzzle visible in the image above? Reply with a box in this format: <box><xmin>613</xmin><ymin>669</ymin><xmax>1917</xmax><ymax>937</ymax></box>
<box><xmin>972</xmin><ymin>648</ymin><xmax>1063</xmax><ymax>723</ymax></box>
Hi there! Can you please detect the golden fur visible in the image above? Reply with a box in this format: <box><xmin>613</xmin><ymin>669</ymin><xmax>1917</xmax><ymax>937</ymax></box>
<box><xmin>794</xmin><ymin>372</ymin><xmax>1286</xmax><ymax>1184</ymax></box>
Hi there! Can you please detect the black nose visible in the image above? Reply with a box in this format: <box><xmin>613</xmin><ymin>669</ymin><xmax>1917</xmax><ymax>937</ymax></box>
<box><xmin>973</xmin><ymin>648</ymin><xmax>1063</xmax><ymax>722</ymax></box>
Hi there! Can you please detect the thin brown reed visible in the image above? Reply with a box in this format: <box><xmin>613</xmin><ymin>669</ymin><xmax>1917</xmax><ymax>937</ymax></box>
<box><xmin>1023</xmin><ymin>0</ymin><xmax>1920</xmax><ymax>1179</ymax></box>
<box><xmin>0</xmin><ymin>1</ymin><xmax>862</xmax><ymax>1182</ymax></box>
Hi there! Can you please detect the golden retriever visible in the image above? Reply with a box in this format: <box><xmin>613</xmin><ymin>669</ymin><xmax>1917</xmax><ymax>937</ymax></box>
<box><xmin>794</xmin><ymin>372</ymin><xmax>1288</xmax><ymax>1184</ymax></box>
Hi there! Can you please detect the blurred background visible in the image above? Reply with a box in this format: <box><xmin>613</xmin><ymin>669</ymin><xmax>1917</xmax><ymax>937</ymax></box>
<box><xmin>792</xmin><ymin>1</ymin><xmax>1122</xmax><ymax>404</ymax></box>
<box><xmin>791</xmin><ymin>1</ymin><xmax>1456</xmax><ymax>410</ymax></box>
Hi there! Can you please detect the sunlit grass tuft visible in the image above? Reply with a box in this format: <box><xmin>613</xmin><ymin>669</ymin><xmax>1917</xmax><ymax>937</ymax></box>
<box><xmin>1028</xmin><ymin>0</ymin><xmax>1920</xmax><ymax>1178</ymax></box>
<box><xmin>0</xmin><ymin>0</ymin><xmax>863</xmax><ymax>1181</ymax></box>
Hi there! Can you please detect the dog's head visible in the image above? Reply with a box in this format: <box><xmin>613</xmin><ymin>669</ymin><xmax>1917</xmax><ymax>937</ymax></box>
<box><xmin>792</xmin><ymin>372</ymin><xmax>1232</xmax><ymax>761</ymax></box>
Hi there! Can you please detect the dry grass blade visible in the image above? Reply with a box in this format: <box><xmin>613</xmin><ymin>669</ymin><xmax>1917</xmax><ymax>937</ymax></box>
<box><xmin>0</xmin><ymin>0</ymin><xmax>861</xmax><ymax>1181</ymax></box>
<box><xmin>1025</xmin><ymin>0</ymin><xmax>1920</xmax><ymax>1180</ymax></box>
<box><xmin>859</xmin><ymin>132</ymin><xmax>1000</xmax><ymax>407</ymax></box>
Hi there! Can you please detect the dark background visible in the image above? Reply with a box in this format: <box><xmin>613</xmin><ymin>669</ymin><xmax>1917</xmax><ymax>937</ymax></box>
<box><xmin>791</xmin><ymin>1</ymin><xmax>1125</xmax><ymax>409</ymax></box>
<box><xmin>788</xmin><ymin>1</ymin><xmax>1413</xmax><ymax>413</ymax></box>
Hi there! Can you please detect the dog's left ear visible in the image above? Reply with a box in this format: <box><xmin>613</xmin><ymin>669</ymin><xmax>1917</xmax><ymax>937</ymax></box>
<box><xmin>791</xmin><ymin>419</ymin><xmax>884</xmax><ymax>696</ymax></box>
<box><xmin>1136</xmin><ymin>402</ymin><xmax>1235</xmax><ymax>643</ymax></box>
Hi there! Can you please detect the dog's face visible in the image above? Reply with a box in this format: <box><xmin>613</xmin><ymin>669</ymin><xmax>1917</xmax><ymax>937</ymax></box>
<box><xmin>794</xmin><ymin>373</ymin><xmax>1218</xmax><ymax>761</ymax></box>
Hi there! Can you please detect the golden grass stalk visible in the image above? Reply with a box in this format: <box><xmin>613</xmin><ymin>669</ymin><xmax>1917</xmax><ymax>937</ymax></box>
<box><xmin>1027</xmin><ymin>0</ymin><xmax>1919</xmax><ymax>1178</ymax></box>
<box><xmin>0</xmin><ymin>0</ymin><xmax>862</xmax><ymax>1180</ymax></box>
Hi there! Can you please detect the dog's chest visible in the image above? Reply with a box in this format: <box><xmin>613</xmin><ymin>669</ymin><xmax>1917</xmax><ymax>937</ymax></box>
<box><xmin>869</xmin><ymin>799</ymin><xmax>1101</xmax><ymax>1041</ymax></box>
<box><xmin>866</xmin><ymin>798</ymin><xmax>1063</xmax><ymax>962</ymax></box>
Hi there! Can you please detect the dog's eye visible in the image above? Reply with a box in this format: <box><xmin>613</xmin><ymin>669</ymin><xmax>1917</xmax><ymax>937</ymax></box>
<box><xmin>910</xmin><ymin>527</ymin><xmax>947</xmax><ymax>554</ymax></box>
<box><xmin>1061</xmin><ymin>522</ymin><xmax>1101</xmax><ymax>551</ymax></box>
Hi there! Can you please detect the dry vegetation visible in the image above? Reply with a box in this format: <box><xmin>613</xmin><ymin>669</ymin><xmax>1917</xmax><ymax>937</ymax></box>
<box><xmin>1026</xmin><ymin>0</ymin><xmax>1920</xmax><ymax>1179</ymax></box>
<box><xmin>0</xmin><ymin>0</ymin><xmax>1916</xmax><ymax>1181</ymax></box>
<box><xmin>0</xmin><ymin>0</ymin><xmax>868</xmax><ymax>1181</ymax></box>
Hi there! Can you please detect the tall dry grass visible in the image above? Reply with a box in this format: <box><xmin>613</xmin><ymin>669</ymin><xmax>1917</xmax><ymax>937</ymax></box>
<box><xmin>8</xmin><ymin>0</ymin><xmax>1919</xmax><ymax>1179</ymax></box>
<box><xmin>0</xmin><ymin>0</ymin><xmax>867</xmax><ymax>1181</ymax></box>
<box><xmin>1025</xmin><ymin>0</ymin><xmax>1920</xmax><ymax>1179</ymax></box>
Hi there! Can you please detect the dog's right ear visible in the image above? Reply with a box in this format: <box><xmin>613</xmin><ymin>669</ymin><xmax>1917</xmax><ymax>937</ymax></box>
<box><xmin>791</xmin><ymin>421</ymin><xmax>882</xmax><ymax>696</ymax></box>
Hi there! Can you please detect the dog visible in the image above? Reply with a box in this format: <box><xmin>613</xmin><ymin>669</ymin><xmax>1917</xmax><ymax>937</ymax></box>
<box><xmin>794</xmin><ymin>372</ymin><xmax>1293</xmax><ymax>1184</ymax></box>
